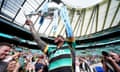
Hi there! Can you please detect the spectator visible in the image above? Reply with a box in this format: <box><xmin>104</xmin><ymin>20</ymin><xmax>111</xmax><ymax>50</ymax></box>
<box><xmin>79</xmin><ymin>57</ymin><xmax>91</xmax><ymax>72</ymax></box>
<box><xmin>75</xmin><ymin>56</ymin><xmax>80</xmax><ymax>72</ymax></box>
<box><xmin>24</xmin><ymin>53</ymin><xmax>35</xmax><ymax>72</ymax></box>
<box><xmin>0</xmin><ymin>42</ymin><xmax>12</xmax><ymax>72</ymax></box>
<box><xmin>35</xmin><ymin>62</ymin><xmax>44</xmax><ymax>72</ymax></box>
<box><xmin>7</xmin><ymin>59</ymin><xmax>20</xmax><ymax>72</ymax></box>
<box><xmin>34</xmin><ymin>55</ymin><xmax>44</xmax><ymax>72</ymax></box>
<box><xmin>102</xmin><ymin>51</ymin><xmax>120</xmax><ymax>72</ymax></box>
<box><xmin>3</xmin><ymin>51</ymin><xmax>20</xmax><ymax>62</ymax></box>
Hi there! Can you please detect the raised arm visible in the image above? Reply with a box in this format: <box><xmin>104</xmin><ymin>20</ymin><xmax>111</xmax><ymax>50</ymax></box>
<box><xmin>25</xmin><ymin>19</ymin><xmax>47</xmax><ymax>51</ymax></box>
<box><xmin>106</xmin><ymin>56</ymin><xmax>120</xmax><ymax>72</ymax></box>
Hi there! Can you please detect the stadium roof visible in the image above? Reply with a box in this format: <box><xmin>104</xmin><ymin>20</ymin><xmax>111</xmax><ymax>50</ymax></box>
<box><xmin>0</xmin><ymin>0</ymin><xmax>119</xmax><ymax>38</ymax></box>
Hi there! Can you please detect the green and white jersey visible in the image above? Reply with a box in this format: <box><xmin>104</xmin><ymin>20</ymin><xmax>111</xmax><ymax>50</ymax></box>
<box><xmin>44</xmin><ymin>41</ymin><xmax>76</xmax><ymax>71</ymax></box>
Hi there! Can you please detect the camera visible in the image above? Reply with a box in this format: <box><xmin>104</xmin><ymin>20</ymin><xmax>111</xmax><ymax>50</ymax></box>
<box><xmin>102</xmin><ymin>51</ymin><xmax>109</xmax><ymax>57</ymax></box>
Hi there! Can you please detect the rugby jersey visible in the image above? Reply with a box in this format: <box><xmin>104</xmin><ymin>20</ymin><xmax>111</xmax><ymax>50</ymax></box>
<box><xmin>44</xmin><ymin>41</ymin><xmax>76</xmax><ymax>72</ymax></box>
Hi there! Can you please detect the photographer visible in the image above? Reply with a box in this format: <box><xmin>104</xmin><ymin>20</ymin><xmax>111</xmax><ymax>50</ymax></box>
<box><xmin>101</xmin><ymin>51</ymin><xmax>120</xmax><ymax>72</ymax></box>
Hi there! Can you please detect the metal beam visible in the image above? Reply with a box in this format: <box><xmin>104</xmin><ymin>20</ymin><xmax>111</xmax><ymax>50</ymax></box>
<box><xmin>44</xmin><ymin>19</ymin><xmax>53</xmax><ymax>35</ymax></box>
<box><xmin>70</xmin><ymin>8</ymin><xmax>75</xmax><ymax>24</ymax></box>
<box><xmin>75</xmin><ymin>10</ymin><xmax>84</xmax><ymax>36</ymax></box>
<box><xmin>79</xmin><ymin>9</ymin><xmax>86</xmax><ymax>36</ymax></box>
<box><xmin>109</xmin><ymin>2</ymin><xmax>120</xmax><ymax>27</ymax></box>
<box><xmin>95</xmin><ymin>5</ymin><xmax>99</xmax><ymax>32</ymax></box>
<box><xmin>0</xmin><ymin>0</ymin><xmax>5</xmax><ymax>13</ymax></box>
<box><xmin>85</xmin><ymin>7</ymin><xmax>96</xmax><ymax>35</ymax></box>
<box><xmin>58</xmin><ymin>20</ymin><xmax>65</xmax><ymax>36</ymax></box>
<box><xmin>102</xmin><ymin>0</ymin><xmax>111</xmax><ymax>30</ymax></box>
<box><xmin>35</xmin><ymin>0</ymin><xmax>46</xmax><ymax>11</ymax></box>
<box><xmin>89</xmin><ymin>8</ymin><xmax>96</xmax><ymax>34</ymax></box>
<box><xmin>12</xmin><ymin>0</ymin><xmax>26</xmax><ymax>22</ymax></box>
<box><xmin>118</xmin><ymin>20</ymin><xmax>120</xmax><ymax>25</ymax></box>
<box><xmin>76</xmin><ymin>9</ymin><xmax>85</xmax><ymax>36</ymax></box>
<box><xmin>33</xmin><ymin>16</ymin><xmax>40</xmax><ymax>26</ymax></box>
<box><xmin>73</xmin><ymin>10</ymin><xmax>81</xmax><ymax>35</ymax></box>
<box><xmin>37</xmin><ymin>24</ymin><xmax>42</xmax><ymax>32</ymax></box>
